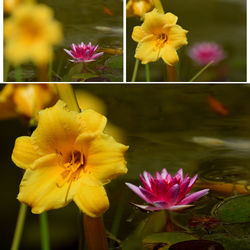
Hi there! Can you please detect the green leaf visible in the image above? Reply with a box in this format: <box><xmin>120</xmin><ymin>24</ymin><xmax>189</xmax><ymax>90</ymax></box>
<box><xmin>105</xmin><ymin>55</ymin><xmax>123</xmax><ymax>69</ymax></box>
<box><xmin>213</xmin><ymin>194</ymin><xmax>250</xmax><ymax>223</ymax></box>
<box><xmin>143</xmin><ymin>232</ymin><xmax>197</xmax><ymax>250</ymax></box>
<box><xmin>122</xmin><ymin>211</ymin><xmax>167</xmax><ymax>250</ymax></box>
<box><xmin>203</xmin><ymin>233</ymin><xmax>250</xmax><ymax>250</ymax></box>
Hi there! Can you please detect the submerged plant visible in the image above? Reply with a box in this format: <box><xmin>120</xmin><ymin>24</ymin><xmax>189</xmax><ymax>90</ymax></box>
<box><xmin>64</xmin><ymin>42</ymin><xmax>104</xmax><ymax>63</ymax></box>
<box><xmin>132</xmin><ymin>9</ymin><xmax>188</xmax><ymax>65</ymax></box>
<box><xmin>12</xmin><ymin>100</ymin><xmax>128</xmax><ymax>217</ymax></box>
<box><xmin>126</xmin><ymin>168</ymin><xmax>209</xmax><ymax>211</ymax></box>
<box><xmin>126</xmin><ymin>0</ymin><xmax>154</xmax><ymax>18</ymax></box>
<box><xmin>4</xmin><ymin>3</ymin><xmax>63</xmax><ymax>66</ymax></box>
<box><xmin>188</xmin><ymin>42</ymin><xmax>226</xmax><ymax>66</ymax></box>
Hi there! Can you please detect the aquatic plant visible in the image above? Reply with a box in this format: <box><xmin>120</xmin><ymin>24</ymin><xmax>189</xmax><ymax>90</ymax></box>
<box><xmin>188</xmin><ymin>42</ymin><xmax>226</xmax><ymax>66</ymax></box>
<box><xmin>132</xmin><ymin>9</ymin><xmax>188</xmax><ymax>66</ymax></box>
<box><xmin>126</xmin><ymin>168</ymin><xmax>209</xmax><ymax>211</ymax></box>
<box><xmin>4</xmin><ymin>3</ymin><xmax>63</xmax><ymax>66</ymax></box>
<box><xmin>12</xmin><ymin>100</ymin><xmax>128</xmax><ymax>217</ymax></box>
<box><xmin>64</xmin><ymin>42</ymin><xmax>104</xmax><ymax>63</ymax></box>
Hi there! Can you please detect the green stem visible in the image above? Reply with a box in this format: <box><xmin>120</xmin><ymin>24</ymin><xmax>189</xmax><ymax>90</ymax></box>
<box><xmin>49</xmin><ymin>56</ymin><xmax>53</xmax><ymax>82</ymax></box>
<box><xmin>145</xmin><ymin>64</ymin><xmax>151</xmax><ymax>82</ymax></box>
<box><xmin>153</xmin><ymin>0</ymin><xmax>164</xmax><ymax>13</ymax></box>
<box><xmin>4</xmin><ymin>60</ymin><xmax>10</xmax><ymax>82</ymax></box>
<box><xmin>189</xmin><ymin>60</ymin><xmax>214</xmax><ymax>82</ymax></box>
<box><xmin>40</xmin><ymin>212</ymin><xmax>50</xmax><ymax>250</ymax></box>
<box><xmin>15</xmin><ymin>66</ymin><xmax>22</xmax><ymax>82</ymax></box>
<box><xmin>55</xmin><ymin>84</ymin><xmax>80</xmax><ymax>112</ymax></box>
<box><xmin>131</xmin><ymin>59</ymin><xmax>139</xmax><ymax>82</ymax></box>
<box><xmin>11</xmin><ymin>203</ymin><xmax>27</xmax><ymax>250</ymax></box>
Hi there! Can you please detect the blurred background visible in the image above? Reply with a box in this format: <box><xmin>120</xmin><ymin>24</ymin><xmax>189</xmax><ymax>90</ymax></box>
<box><xmin>126</xmin><ymin>0</ymin><xmax>246</xmax><ymax>82</ymax></box>
<box><xmin>1</xmin><ymin>84</ymin><xmax>250</xmax><ymax>249</ymax></box>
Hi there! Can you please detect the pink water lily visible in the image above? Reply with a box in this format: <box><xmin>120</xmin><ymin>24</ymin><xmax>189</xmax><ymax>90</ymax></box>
<box><xmin>64</xmin><ymin>42</ymin><xmax>104</xmax><ymax>63</ymax></box>
<box><xmin>126</xmin><ymin>168</ymin><xmax>209</xmax><ymax>211</ymax></box>
<box><xmin>188</xmin><ymin>42</ymin><xmax>226</xmax><ymax>66</ymax></box>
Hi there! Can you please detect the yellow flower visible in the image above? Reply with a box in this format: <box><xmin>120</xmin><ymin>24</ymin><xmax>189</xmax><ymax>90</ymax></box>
<box><xmin>0</xmin><ymin>84</ymin><xmax>57</xmax><ymax>119</ymax></box>
<box><xmin>132</xmin><ymin>9</ymin><xmax>188</xmax><ymax>65</ymax></box>
<box><xmin>4</xmin><ymin>0</ymin><xmax>22</xmax><ymax>13</ymax></box>
<box><xmin>126</xmin><ymin>0</ymin><xmax>154</xmax><ymax>18</ymax></box>
<box><xmin>4</xmin><ymin>3</ymin><xmax>63</xmax><ymax>66</ymax></box>
<box><xmin>12</xmin><ymin>100</ymin><xmax>128</xmax><ymax>217</ymax></box>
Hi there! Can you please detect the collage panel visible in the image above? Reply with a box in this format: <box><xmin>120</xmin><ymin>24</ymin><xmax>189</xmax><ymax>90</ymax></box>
<box><xmin>126</xmin><ymin>0</ymin><xmax>246</xmax><ymax>82</ymax></box>
<box><xmin>1</xmin><ymin>83</ymin><xmax>250</xmax><ymax>250</ymax></box>
<box><xmin>3</xmin><ymin>0</ymin><xmax>123</xmax><ymax>82</ymax></box>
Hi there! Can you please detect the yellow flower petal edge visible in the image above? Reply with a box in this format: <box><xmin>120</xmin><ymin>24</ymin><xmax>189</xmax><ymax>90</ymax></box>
<box><xmin>12</xmin><ymin>100</ymin><xmax>129</xmax><ymax>217</ymax></box>
<box><xmin>126</xmin><ymin>0</ymin><xmax>154</xmax><ymax>18</ymax></box>
<box><xmin>132</xmin><ymin>8</ymin><xmax>188</xmax><ymax>65</ymax></box>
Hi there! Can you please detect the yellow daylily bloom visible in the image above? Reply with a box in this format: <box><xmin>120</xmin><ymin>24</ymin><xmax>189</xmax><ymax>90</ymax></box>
<box><xmin>126</xmin><ymin>0</ymin><xmax>154</xmax><ymax>18</ymax></box>
<box><xmin>0</xmin><ymin>84</ymin><xmax>57</xmax><ymax>120</ymax></box>
<box><xmin>4</xmin><ymin>0</ymin><xmax>22</xmax><ymax>13</ymax></box>
<box><xmin>132</xmin><ymin>9</ymin><xmax>188</xmax><ymax>65</ymax></box>
<box><xmin>12</xmin><ymin>100</ymin><xmax>129</xmax><ymax>217</ymax></box>
<box><xmin>4</xmin><ymin>3</ymin><xmax>63</xmax><ymax>66</ymax></box>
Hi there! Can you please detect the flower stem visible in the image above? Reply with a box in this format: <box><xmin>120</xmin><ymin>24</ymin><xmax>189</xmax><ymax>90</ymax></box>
<box><xmin>40</xmin><ymin>212</ymin><xmax>50</xmax><ymax>250</ymax></box>
<box><xmin>145</xmin><ymin>64</ymin><xmax>151</xmax><ymax>82</ymax></box>
<box><xmin>83</xmin><ymin>215</ymin><xmax>108</xmax><ymax>250</ymax></box>
<box><xmin>131</xmin><ymin>59</ymin><xmax>139</xmax><ymax>82</ymax></box>
<box><xmin>189</xmin><ymin>60</ymin><xmax>214</xmax><ymax>82</ymax></box>
<box><xmin>11</xmin><ymin>203</ymin><xmax>27</xmax><ymax>250</ymax></box>
<box><xmin>38</xmin><ymin>64</ymin><xmax>49</xmax><ymax>82</ymax></box>
<box><xmin>15</xmin><ymin>66</ymin><xmax>22</xmax><ymax>82</ymax></box>
<box><xmin>4</xmin><ymin>60</ymin><xmax>10</xmax><ymax>82</ymax></box>
<box><xmin>55</xmin><ymin>84</ymin><xmax>80</xmax><ymax>112</ymax></box>
<box><xmin>153</xmin><ymin>0</ymin><xmax>164</xmax><ymax>13</ymax></box>
<box><xmin>166</xmin><ymin>65</ymin><xmax>178</xmax><ymax>82</ymax></box>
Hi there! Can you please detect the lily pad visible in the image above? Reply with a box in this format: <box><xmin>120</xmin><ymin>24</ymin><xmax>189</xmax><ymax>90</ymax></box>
<box><xmin>213</xmin><ymin>195</ymin><xmax>250</xmax><ymax>223</ymax></box>
<box><xmin>203</xmin><ymin>233</ymin><xmax>250</xmax><ymax>250</ymax></box>
<box><xmin>143</xmin><ymin>232</ymin><xmax>197</xmax><ymax>250</ymax></box>
<box><xmin>169</xmin><ymin>240</ymin><xmax>224</xmax><ymax>250</ymax></box>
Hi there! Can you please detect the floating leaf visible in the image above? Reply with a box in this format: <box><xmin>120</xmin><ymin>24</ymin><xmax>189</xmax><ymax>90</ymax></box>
<box><xmin>105</xmin><ymin>55</ymin><xmax>123</xmax><ymax>69</ymax></box>
<box><xmin>169</xmin><ymin>240</ymin><xmax>224</xmax><ymax>250</ymax></box>
<box><xmin>203</xmin><ymin>233</ymin><xmax>250</xmax><ymax>250</ymax></box>
<box><xmin>143</xmin><ymin>232</ymin><xmax>197</xmax><ymax>250</ymax></box>
<box><xmin>213</xmin><ymin>194</ymin><xmax>250</xmax><ymax>223</ymax></box>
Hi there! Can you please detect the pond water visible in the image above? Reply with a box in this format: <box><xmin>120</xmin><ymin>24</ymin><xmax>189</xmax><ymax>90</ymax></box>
<box><xmin>126</xmin><ymin>0</ymin><xmax>246</xmax><ymax>82</ymax></box>
<box><xmin>1</xmin><ymin>84</ymin><xmax>250</xmax><ymax>249</ymax></box>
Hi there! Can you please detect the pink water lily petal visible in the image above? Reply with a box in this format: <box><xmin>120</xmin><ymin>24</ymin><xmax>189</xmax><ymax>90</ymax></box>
<box><xmin>166</xmin><ymin>183</ymin><xmax>180</xmax><ymax>205</ymax></box>
<box><xmin>125</xmin><ymin>183</ymin><xmax>152</xmax><ymax>203</ymax></box>
<box><xmin>179</xmin><ymin>189</ymin><xmax>209</xmax><ymax>205</ymax></box>
<box><xmin>131</xmin><ymin>203</ymin><xmax>162</xmax><ymax>211</ymax></box>
<box><xmin>139</xmin><ymin>186</ymin><xmax>158</xmax><ymax>203</ymax></box>
<box><xmin>167</xmin><ymin>204</ymin><xmax>193</xmax><ymax>211</ymax></box>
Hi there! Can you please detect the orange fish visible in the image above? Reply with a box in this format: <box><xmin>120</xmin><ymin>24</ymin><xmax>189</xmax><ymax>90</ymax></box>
<box><xmin>103</xmin><ymin>6</ymin><xmax>113</xmax><ymax>16</ymax></box>
<box><xmin>207</xmin><ymin>94</ymin><xmax>229</xmax><ymax>116</ymax></box>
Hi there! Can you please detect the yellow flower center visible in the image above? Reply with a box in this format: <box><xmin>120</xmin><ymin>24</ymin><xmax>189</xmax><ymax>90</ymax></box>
<box><xmin>57</xmin><ymin>151</ymin><xmax>85</xmax><ymax>185</ymax></box>
<box><xmin>19</xmin><ymin>17</ymin><xmax>43</xmax><ymax>43</ymax></box>
<box><xmin>155</xmin><ymin>33</ymin><xmax>168</xmax><ymax>48</ymax></box>
<box><xmin>57</xmin><ymin>150</ymin><xmax>86</xmax><ymax>202</ymax></box>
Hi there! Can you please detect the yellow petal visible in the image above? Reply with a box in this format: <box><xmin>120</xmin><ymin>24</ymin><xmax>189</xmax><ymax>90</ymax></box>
<box><xmin>135</xmin><ymin>35</ymin><xmax>160</xmax><ymax>64</ymax></box>
<box><xmin>167</xmin><ymin>25</ymin><xmax>188</xmax><ymax>49</ymax></box>
<box><xmin>12</xmin><ymin>136</ymin><xmax>42</xmax><ymax>169</ymax></box>
<box><xmin>32</xmin><ymin>100</ymin><xmax>83</xmax><ymax>155</ymax></box>
<box><xmin>77</xmin><ymin>133</ymin><xmax>128</xmax><ymax>184</ymax></box>
<box><xmin>160</xmin><ymin>45</ymin><xmax>179</xmax><ymax>66</ymax></box>
<box><xmin>142</xmin><ymin>9</ymin><xmax>168</xmax><ymax>34</ymax></box>
<box><xmin>73</xmin><ymin>184</ymin><xmax>109</xmax><ymax>217</ymax></box>
<box><xmin>18</xmin><ymin>163</ymin><xmax>79</xmax><ymax>213</ymax></box>
<box><xmin>165</xmin><ymin>12</ymin><xmax>178</xmax><ymax>26</ymax></box>
<box><xmin>132</xmin><ymin>26</ymin><xmax>147</xmax><ymax>42</ymax></box>
<box><xmin>78</xmin><ymin>109</ymin><xmax>107</xmax><ymax>134</ymax></box>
